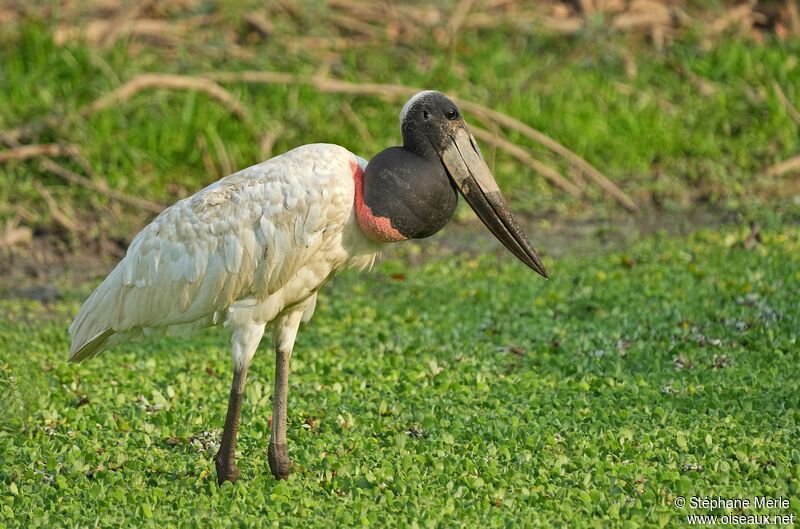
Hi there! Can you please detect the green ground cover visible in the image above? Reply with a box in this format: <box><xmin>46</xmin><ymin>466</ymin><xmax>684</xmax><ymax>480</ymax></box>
<box><xmin>1</xmin><ymin>225</ymin><xmax>798</xmax><ymax>527</ymax></box>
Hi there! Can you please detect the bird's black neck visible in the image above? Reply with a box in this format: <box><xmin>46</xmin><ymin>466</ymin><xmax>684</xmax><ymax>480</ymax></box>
<box><xmin>401</xmin><ymin>123</ymin><xmax>439</xmax><ymax>158</ymax></box>
<box><xmin>357</xmin><ymin>145</ymin><xmax>458</xmax><ymax>242</ymax></box>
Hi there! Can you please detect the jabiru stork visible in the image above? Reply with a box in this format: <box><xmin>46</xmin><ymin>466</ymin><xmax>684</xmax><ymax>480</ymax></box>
<box><xmin>69</xmin><ymin>91</ymin><xmax>548</xmax><ymax>484</ymax></box>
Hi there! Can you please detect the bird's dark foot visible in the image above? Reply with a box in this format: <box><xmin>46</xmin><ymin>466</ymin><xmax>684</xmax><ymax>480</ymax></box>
<box><xmin>268</xmin><ymin>442</ymin><xmax>292</xmax><ymax>480</ymax></box>
<box><xmin>215</xmin><ymin>452</ymin><xmax>240</xmax><ymax>485</ymax></box>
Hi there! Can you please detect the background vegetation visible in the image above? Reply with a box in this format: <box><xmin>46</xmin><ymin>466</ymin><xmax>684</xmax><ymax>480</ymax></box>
<box><xmin>1</xmin><ymin>1</ymin><xmax>798</xmax><ymax>527</ymax></box>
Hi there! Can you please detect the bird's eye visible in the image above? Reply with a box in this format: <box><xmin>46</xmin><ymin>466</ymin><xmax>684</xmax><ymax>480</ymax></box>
<box><xmin>422</xmin><ymin>110</ymin><xmax>430</xmax><ymax>120</ymax></box>
<box><xmin>445</xmin><ymin>108</ymin><xmax>459</xmax><ymax>120</ymax></box>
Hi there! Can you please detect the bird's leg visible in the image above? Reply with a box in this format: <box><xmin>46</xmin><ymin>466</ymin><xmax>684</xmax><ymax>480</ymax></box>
<box><xmin>215</xmin><ymin>367</ymin><xmax>246</xmax><ymax>484</ymax></box>
<box><xmin>268</xmin><ymin>349</ymin><xmax>292</xmax><ymax>480</ymax></box>
<box><xmin>269</xmin><ymin>309</ymin><xmax>304</xmax><ymax>480</ymax></box>
<box><xmin>214</xmin><ymin>323</ymin><xmax>265</xmax><ymax>485</ymax></box>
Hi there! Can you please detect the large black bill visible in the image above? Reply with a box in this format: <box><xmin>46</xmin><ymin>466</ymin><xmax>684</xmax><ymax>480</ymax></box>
<box><xmin>439</xmin><ymin>127</ymin><xmax>548</xmax><ymax>278</ymax></box>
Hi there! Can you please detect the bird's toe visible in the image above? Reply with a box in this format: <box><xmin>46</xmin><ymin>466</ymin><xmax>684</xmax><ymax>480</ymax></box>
<box><xmin>268</xmin><ymin>442</ymin><xmax>292</xmax><ymax>480</ymax></box>
<box><xmin>215</xmin><ymin>453</ymin><xmax>240</xmax><ymax>485</ymax></box>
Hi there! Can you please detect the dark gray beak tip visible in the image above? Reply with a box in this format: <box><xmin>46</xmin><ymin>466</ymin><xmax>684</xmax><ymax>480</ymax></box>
<box><xmin>527</xmin><ymin>255</ymin><xmax>549</xmax><ymax>279</ymax></box>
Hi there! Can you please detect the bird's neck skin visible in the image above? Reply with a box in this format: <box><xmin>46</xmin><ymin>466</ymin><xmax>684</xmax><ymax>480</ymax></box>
<box><xmin>401</xmin><ymin>125</ymin><xmax>437</xmax><ymax>158</ymax></box>
<box><xmin>351</xmin><ymin>161</ymin><xmax>407</xmax><ymax>243</ymax></box>
<box><xmin>354</xmin><ymin>140</ymin><xmax>458</xmax><ymax>243</ymax></box>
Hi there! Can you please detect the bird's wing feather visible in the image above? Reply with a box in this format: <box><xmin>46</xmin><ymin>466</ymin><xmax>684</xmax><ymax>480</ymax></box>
<box><xmin>69</xmin><ymin>144</ymin><xmax>356</xmax><ymax>361</ymax></box>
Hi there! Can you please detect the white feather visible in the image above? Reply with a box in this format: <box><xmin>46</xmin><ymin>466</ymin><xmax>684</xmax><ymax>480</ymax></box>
<box><xmin>69</xmin><ymin>144</ymin><xmax>381</xmax><ymax>362</ymax></box>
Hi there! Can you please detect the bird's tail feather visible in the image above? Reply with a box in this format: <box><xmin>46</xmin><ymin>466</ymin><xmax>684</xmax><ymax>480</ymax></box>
<box><xmin>68</xmin><ymin>269</ymin><xmax>121</xmax><ymax>362</ymax></box>
<box><xmin>68</xmin><ymin>328</ymin><xmax>114</xmax><ymax>363</ymax></box>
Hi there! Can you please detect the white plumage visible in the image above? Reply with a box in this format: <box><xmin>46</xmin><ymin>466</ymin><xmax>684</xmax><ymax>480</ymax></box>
<box><xmin>68</xmin><ymin>143</ymin><xmax>377</xmax><ymax>362</ymax></box>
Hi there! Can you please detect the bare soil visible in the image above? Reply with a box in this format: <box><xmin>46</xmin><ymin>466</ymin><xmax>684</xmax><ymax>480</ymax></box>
<box><xmin>0</xmin><ymin>204</ymin><xmax>744</xmax><ymax>302</ymax></box>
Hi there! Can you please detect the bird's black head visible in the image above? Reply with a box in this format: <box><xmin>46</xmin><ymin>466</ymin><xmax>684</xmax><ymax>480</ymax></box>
<box><xmin>399</xmin><ymin>91</ymin><xmax>465</xmax><ymax>157</ymax></box>
<box><xmin>360</xmin><ymin>90</ymin><xmax>548</xmax><ymax>278</ymax></box>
